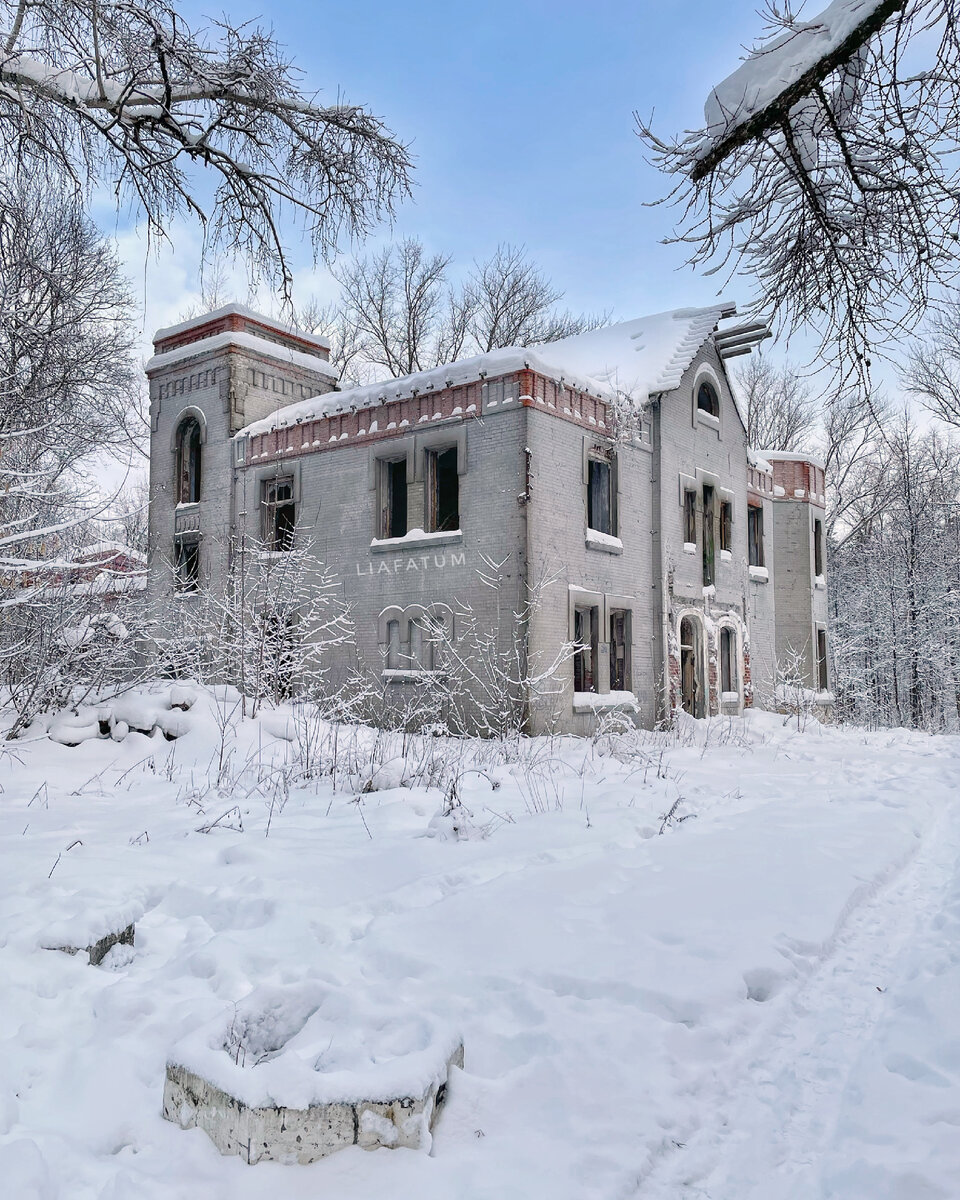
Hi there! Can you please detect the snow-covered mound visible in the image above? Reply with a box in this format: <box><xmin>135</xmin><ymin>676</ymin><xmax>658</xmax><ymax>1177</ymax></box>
<box><xmin>168</xmin><ymin>981</ymin><xmax>461</xmax><ymax>1110</ymax></box>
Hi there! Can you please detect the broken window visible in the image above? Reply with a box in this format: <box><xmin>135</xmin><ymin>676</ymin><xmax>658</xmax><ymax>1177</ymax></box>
<box><xmin>174</xmin><ymin>536</ymin><xmax>200</xmax><ymax>592</ymax></box>
<box><xmin>175</xmin><ymin>415</ymin><xmax>202</xmax><ymax>504</ymax></box>
<box><xmin>702</xmin><ymin>484</ymin><xmax>716</xmax><ymax>586</ymax></box>
<box><xmin>748</xmin><ymin>504</ymin><xmax>765</xmax><ymax>568</ymax></box>
<box><xmin>814</xmin><ymin>517</ymin><xmax>824</xmax><ymax>577</ymax></box>
<box><xmin>817</xmin><ymin>628</ymin><xmax>829</xmax><ymax>692</ymax></box>
<box><xmin>609</xmin><ymin>609</ymin><xmax>631</xmax><ymax>692</ymax></box>
<box><xmin>261</xmin><ymin>476</ymin><xmax>296</xmax><ymax>551</ymax></box>
<box><xmin>683</xmin><ymin>488</ymin><xmax>697</xmax><ymax>544</ymax></box>
<box><xmin>378</xmin><ymin>457</ymin><xmax>407</xmax><ymax>539</ymax></box>
<box><xmin>720</xmin><ymin>626</ymin><xmax>737</xmax><ymax>694</ymax></box>
<box><xmin>573</xmin><ymin>605</ymin><xmax>600</xmax><ymax>693</ymax></box>
<box><xmin>720</xmin><ymin>500</ymin><xmax>733</xmax><ymax>553</ymax></box>
<box><xmin>587</xmin><ymin>456</ymin><xmax>615</xmax><ymax>535</ymax></box>
<box><xmin>697</xmin><ymin>380</ymin><xmax>719</xmax><ymax>418</ymax></box>
<box><xmin>426</xmin><ymin>446</ymin><xmax>459</xmax><ymax>532</ymax></box>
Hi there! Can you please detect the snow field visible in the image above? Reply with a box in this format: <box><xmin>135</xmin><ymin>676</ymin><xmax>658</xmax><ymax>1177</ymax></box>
<box><xmin>0</xmin><ymin>690</ymin><xmax>957</xmax><ymax>1199</ymax></box>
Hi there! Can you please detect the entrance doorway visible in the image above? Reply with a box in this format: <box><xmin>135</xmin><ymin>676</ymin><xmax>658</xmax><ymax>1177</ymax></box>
<box><xmin>679</xmin><ymin>615</ymin><xmax>705</xmax><ymax>717</ymax></box>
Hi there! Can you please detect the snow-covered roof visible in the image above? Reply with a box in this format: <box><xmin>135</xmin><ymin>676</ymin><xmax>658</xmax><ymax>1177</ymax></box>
<box><xmin>153</xmin><ymin>302</ymin><xmax>330</xmax><ymax>352</ymax></box>
<box><xmin>237</xmin><ymin>303</ymin><xmax>736</xmax><ymax>439</ymax></box>
<box><xmin>76</xmin><ymin>541</ymin><xmax>146</xmax><ymax>564</ymax></box>
<box><xmin>145</xmin><ymin>329</ymin><xmax>339</xmax><ymax>380</ymax></box>
<box><xmin>759</xmin><ymin>449</ymin><xmax>826</xmax><ymax>471</ymax></box>
<box><xmin>700</xmin><ymin>0</ymin><xmax>887</xmax><ymax>157</ymax></box>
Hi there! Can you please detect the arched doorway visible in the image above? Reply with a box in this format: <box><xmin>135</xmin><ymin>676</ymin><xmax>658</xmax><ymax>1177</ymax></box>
<box><xmin>679</xmin><ymin>615</ymin><xmax>705</xmax><ymax>717</ymax></box>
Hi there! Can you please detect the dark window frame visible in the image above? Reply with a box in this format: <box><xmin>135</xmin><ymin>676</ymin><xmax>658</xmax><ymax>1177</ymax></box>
<box><xmin>174</xmin><ymin>536</ymin><xmax>200</xmax><ymax>592</ymax></box>
<box><xmin>702</xmin><ymin>484</ymin><xmax>716</xmax><ymax>586</ymax></box>
<box><xmin>573</xmin><ymin>605</ymin><xmax>600</xmax><ymax>694</ymax></box>
<box><xmin>748</xmin><ymin>503</ymin><xmax>765</xmax><ymax>568</ymax></box>
<box><xmin>378</xmin><ymin>456</ymin><xmax>408</xmax><ymax>539</ymax></box>
<box><xmin>720</xmin><ymin>626</ymin><xmax>737</xmax><ymax>694</ymax></box>
<box><xmin>814</xmin><ymin>517</ymin><xmax>824</xmax><ymax>577</ymax></box>
<box><xmin>261</xmin><ymin>476</ymin><xmax>296</xmax><ymax>551</ymax></box>
<box><xmin>609</xmin><ymin>608</ymin><xmax>631</xmax><ymax>692</ymax></box>
<box><xmin>175</xmin><ymin>416</ymin><xmax>202</xmax><ymax>505</ymax></box>
<box><xmin>697</xmin><ymin>380</ymin><xmax>720</xmax><ymax>418</ymax></box>
<box><xmin>587</xmin><ymin>455</ymin><xmax>616</xmax><ymax>536</ymax></box>
<box><xmin>817</xmin><ymin>627</ymin><xmax>829</xmax><ymax>691</ymax></box>
<box><xmin>683</xmin><ymin>488</ymin><xmax>697</xmax><ymax>544</ymax></box>
<box><xmin>425</xmin><ymin>445</ymin><xmax>460</xmax><ymax>533</ymax></box>
<box><xmin>720</xmin><ymin>500</ymin><xmax>733</xmax><ymax>553</ymax></box>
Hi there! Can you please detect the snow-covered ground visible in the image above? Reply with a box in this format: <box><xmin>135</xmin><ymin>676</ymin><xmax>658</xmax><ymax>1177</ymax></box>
<box><xmin>1</xmin><ymin>689</ymin><xmax>958</xmax><ymax>1199</ymax></box>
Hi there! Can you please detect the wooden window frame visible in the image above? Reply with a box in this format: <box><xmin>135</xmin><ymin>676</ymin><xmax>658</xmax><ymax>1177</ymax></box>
<box><xmin>261</xmin><ymin>476</ymin><xmax>296</xmax><ymax>551</ymax></box>
<box><xmin>378</xmin><ymin>456</ymin><xmax>408</xmax><ymax>539</ymax></box>
<box><xmin>748</xmin><ymin>503</ymin><xmax>765</xmax><ymax>568</ymax></box>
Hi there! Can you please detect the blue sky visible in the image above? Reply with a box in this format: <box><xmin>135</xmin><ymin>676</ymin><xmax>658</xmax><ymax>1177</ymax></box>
<box><xmin>116</xmin><ymin>0</ymin><xmax>781</xmax><ymax>347</ymax></box>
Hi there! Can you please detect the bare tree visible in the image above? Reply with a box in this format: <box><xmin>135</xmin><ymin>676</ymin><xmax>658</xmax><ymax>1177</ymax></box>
<box><xmin>0</xmin><ymin>182</ymin><xmax>142</xmax><ymax>575</ymax></box>
<box><xmin>462</xmin><ymin>244</ymin><xmax>606</xmax><ymax>353</ymax></box>
<box><xmin>734</xmin><ymin>355</ymin><xmax>816</xmax><ymax>450</ymax></box>
<box><xmin>316</xmin><ymin>238</ymin><xmax>606</xmax><ymax>382</ymax></box>
<box><xmin>905</xmin><ymin>304</ymin><xmax>960</xmax><ymax>429</ymax></box>
<box><xmin>332</xmin><ymin>239</ymin><xmax>452</xmax><ymax>377</ymax></box>
<box><xmin>0</xmin><ymin>0</ymin><xmax>412</xmax><ymax>292</ymax></box>
<box><xmin>637</xmin><ymin>1</ymin><xmax>960</xmax><ymax>375</ymax></box>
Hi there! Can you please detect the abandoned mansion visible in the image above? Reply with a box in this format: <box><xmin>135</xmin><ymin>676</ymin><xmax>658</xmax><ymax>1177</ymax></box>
<box><xmin>145</xmin><ymin>301</ymin><xmax>830</xmax><ymax>733</ymax></box>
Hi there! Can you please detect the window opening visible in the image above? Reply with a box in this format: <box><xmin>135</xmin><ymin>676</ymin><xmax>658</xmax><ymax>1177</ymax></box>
<box><xmin>748</xmin><ymin>504</ymin><xmax>765</xmax><ymax>567</ymax></box>
<box><xmin>262</xmin><ymin>476</ymin><xmax>296</xmax><ymax>550</ymax></box>
<box><xmin>588</xmin><ymin>457</ymin><xmax>614</xmax><ymax>535</ymax></box>
<box><xmin>174</xmin><ymin>537</ymin><xmax>199</xmax><ymax>592</ymax></box>
<box><xmin>379</xmin><ymin>457</ymin><xmax>407</xmax><ymax>538</ymax></box>
<box><xmin>702</xmin><ymin>484</ymin><xmax>716</xmax><ymax>586</ymax></box>
<box><xmin>176</xmin><ymin>416</ymin><xmax>202</xmax><ymax>504</ymax></box>
<box><xmin>720</xmin><ymin>626</ymin><xmax>737</xmax><ymax>694</ymax></box>
<box><xmin>610</xmin><ymin>609</ymin><xmax>630</xmax><ymax>692</ymax></box>
<box><xmin>817</xmin><ymin>628</ymin><xmax>829</xmax><ymax>692</ymax></box>
<box><xmin>427</xmin><ymin>446</ymin><xmax>459</xmax><ymax>532</ymax></box>
<box><xmin>697</xmin><ymin>380</ymin><xmax>719</xmax><ymax>418</ymax></box>
<box><xmin>814</xmin><ymin>517</ymin><xmax>824</xmax><ymax>577</ymax></box>
<box><xmin>683</xmin><ymin>489</ymin><xmax>697</xmax><ymax>544</ymax></box>
<box><xmin>573</xmin><ymin>606</ymin><xmax>600</xmax><ymax>693</ymax></box>
<box><xmin>720</xmin><ymin>500</ymin><xmax>733</xmax><ymax>553</ymax></box>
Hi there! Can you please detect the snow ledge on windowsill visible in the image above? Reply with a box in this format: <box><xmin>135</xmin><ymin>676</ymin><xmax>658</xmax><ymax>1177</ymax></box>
<box><xmin>371</xmin><ymin>528</ymin><xmax>462</xmax><ymax>552</ymax></box>
<box><xmin>749</xmin><ymin>565</ymin><xmax>769</xmax><ymax>583</ymax></box>
<box><xmin>721</xmin><ymin>690</ymin><xmax>741</xmax><ymax>705</ymax></box>
<box><xmin>382</xmin><ymin>669</ymin><xmax>447</xmax><ymax>683</ymax></box>
<box><xmin>585</xmin><ymin>529</ymin><xmax>623</xmax><ymax>554</ymax></box>
<box><xmin>814</xmin><ymin>574</ymin><xmax>826</xmax><ymax>590</ymax></box>
<box><xmin>720</xmin><ymin>548</ymin><xmax>732</xmax><ymax>562</ymax></box>
<box><xmin>683</xmin><ymin>542</ymin><xmax>697</xmax><ymax>555</ymax></box>
<box><xmin>573</xmin><ymin>690</ymin><xmax>639</xmax><ymax>714</ymax></box>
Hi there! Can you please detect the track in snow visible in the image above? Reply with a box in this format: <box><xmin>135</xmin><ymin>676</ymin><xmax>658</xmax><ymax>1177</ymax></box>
<box><xmin>633</xmin><ymin>794</ymin><xmax>960</xmax><ymax>1200</ymax></box>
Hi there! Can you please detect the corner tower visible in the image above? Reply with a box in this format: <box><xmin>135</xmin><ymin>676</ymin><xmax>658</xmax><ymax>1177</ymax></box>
<box><xmin>145</xmin><ymin>304</ymin><xmax>338</xmax><ymax>613</ymax></box>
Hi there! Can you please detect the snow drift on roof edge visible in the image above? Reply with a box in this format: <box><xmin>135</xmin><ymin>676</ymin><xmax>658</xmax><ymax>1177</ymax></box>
<box><xmin>237</xmin><ymin>303</ymin><xmax>733</xmax><ymax>439</ymax></box>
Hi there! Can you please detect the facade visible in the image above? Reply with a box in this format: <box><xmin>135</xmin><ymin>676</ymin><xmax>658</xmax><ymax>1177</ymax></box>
<box><xmin>146</xmin><ymin>302</ymin><xmax>831</xmax><ymax>732</ymax></box>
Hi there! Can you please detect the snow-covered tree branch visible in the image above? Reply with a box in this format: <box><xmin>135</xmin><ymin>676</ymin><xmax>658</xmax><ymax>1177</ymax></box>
<box><xmin>0</xmin><ymin>0</ymin><xmax>412</xmax><ymax>290</ymax></box>
<box><xmin>637</xmin><ymin>0</ymin><xmax>960</xmax><ymax>374</ymax></box>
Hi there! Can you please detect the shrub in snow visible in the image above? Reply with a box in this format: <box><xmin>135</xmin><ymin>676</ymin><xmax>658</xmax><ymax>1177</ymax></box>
<box><xmin>162</xmin><ymin>982</ymin><xmax>463</xmax><ymax>1165</ymax></box>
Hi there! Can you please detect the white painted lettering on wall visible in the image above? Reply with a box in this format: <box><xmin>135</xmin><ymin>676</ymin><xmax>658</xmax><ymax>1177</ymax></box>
<box><xmin>356</xmin><ymin>551</ymin><xmax>466</xmax><ymax>576</ymax></box>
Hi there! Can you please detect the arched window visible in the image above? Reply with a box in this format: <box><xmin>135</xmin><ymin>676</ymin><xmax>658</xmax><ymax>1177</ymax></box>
<box><xmin>697</xmin><ymin>380</ymin><xmax>720</xmax><ymax>418</ymax></box>
<box><xmin>176</xmin><ymin>415</ymin><xmax>202</xmax><ymax>504</ymax></box>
